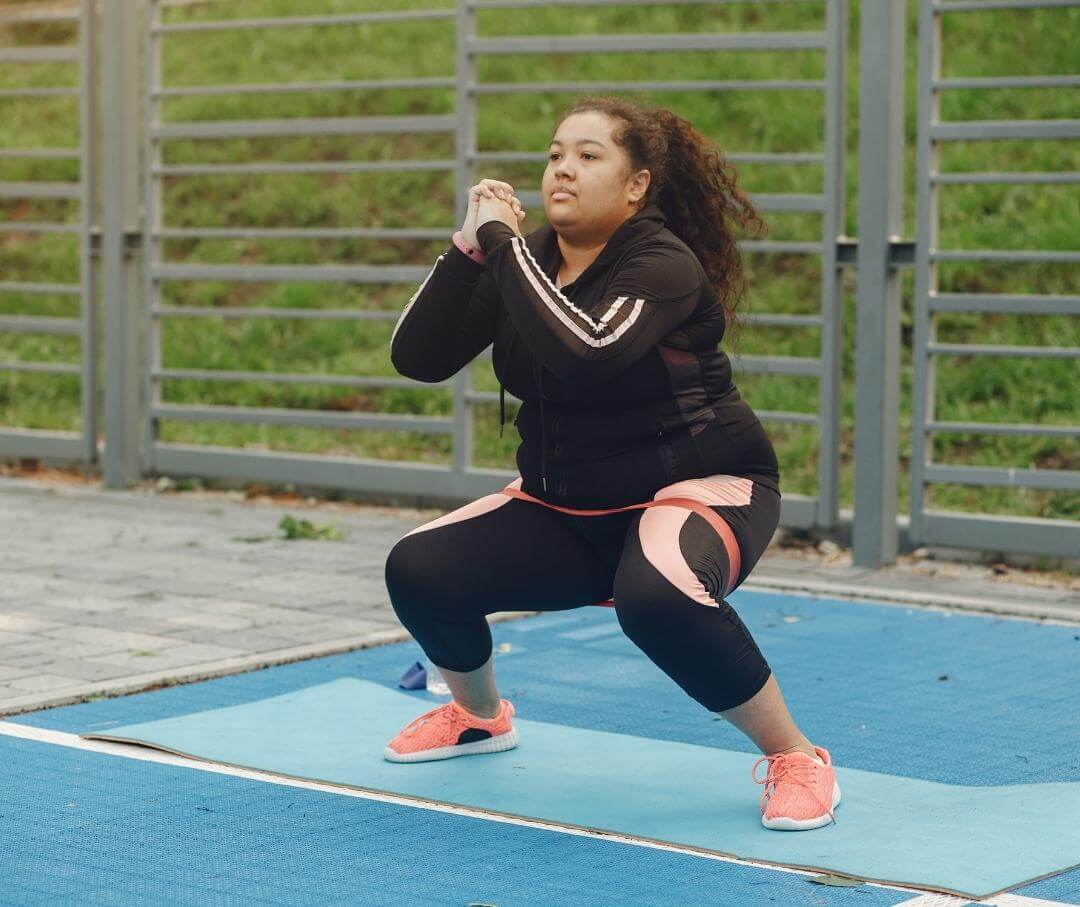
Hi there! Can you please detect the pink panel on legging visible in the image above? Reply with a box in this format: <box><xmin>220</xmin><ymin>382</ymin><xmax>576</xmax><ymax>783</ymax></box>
<box><xmin>640</xmin><ymin>475</ymin><xmax>752</xmax><ymax>605</ymax></box>
<box><xmin>397</xmin><ymin>484</ymin><xmax>516</xmax><ymax>540</ymax></box>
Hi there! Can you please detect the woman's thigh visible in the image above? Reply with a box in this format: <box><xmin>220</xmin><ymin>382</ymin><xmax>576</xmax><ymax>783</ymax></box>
<box><xmin>636</xmin><ymin>472</ymin><xmax>781</xmax><ymax>599</ymax></box>
<box><xmin>606</xmin><ymin>472</ymin><xmax>780</xmax><ymax>710</ymax></box>
<box><xmin>384</xmin><ymin>488</ymin><xmax>615</xmax><ymax>622</ymax></box>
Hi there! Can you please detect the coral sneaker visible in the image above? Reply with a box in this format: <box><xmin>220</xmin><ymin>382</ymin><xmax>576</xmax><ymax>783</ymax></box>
<box><xmin>752</xmin><ymin>745</ymin><xmax>841</xmax><ymax>830</ymax></box>
<box><xmin>384</xmin><ymin>698</ymin><xmax>518</xmax><ymax>763</ymax></box>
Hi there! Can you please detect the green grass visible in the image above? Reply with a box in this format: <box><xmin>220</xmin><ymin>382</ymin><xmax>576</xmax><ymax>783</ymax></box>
<box><xmin>1</xmin><ymin>0</ymin><xmax>1078</xmax><ymax>523</ymax></box>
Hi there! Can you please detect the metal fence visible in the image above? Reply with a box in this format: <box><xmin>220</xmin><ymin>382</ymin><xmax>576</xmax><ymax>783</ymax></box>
<box><xmin>908</xmin><ymin>0</ymin><xmax>1080</xmax><ymax>559</ymax></box>
<box><xmin>0</xmin><ymin>0</ymin><xmax>1076</xmax><ymax>564</ymax></box>
<box><xmin>0</xmin><ymin>0</ymin><xmax>95</xmax><ymax>463</ymax></box>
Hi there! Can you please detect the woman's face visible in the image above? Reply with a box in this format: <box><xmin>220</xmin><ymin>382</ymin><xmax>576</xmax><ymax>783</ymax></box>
<box><xmin>542</xmin><ymin>111</ymin><xmax>650</xmax><ymax>241</ymax></box>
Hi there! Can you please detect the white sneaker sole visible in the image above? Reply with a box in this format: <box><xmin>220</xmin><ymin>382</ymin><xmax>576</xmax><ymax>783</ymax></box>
<box><xmin>384</xmin><ymin>727</ymin><xmax>519</xmax><ymax>763</ymax></box>
<box><xmin>761</xmin><ymin>779</ymin><xmax>842</xmax><ymax>830</ymax></box>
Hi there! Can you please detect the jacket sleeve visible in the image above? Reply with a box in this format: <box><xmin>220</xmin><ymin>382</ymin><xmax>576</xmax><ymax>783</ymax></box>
<box><xmin>389</xmin><ymin>241</ymin><xmax>501</xmax><ymax>383</ymax></box>
<box><xmin>476</xmin><ymin>220</ymin><xmax>701</xmax><ymax>387</ymax></box>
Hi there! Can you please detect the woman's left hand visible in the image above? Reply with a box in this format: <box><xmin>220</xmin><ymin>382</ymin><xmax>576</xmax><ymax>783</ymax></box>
<box><xmin>476</xmin><ymin>190</ymin><xmax>524</xmax><ymax>236</ymax></box>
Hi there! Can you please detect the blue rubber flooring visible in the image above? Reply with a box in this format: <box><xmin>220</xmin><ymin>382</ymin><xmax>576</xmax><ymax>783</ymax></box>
<box><xmin>5</xmin><ymin>588</ymin><xmax>1080</xmax><ymax>906</ymax></box>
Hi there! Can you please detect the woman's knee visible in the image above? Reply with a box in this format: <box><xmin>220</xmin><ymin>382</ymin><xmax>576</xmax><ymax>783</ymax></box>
<box><xmin>384</xmin><ymin>535</ymin><xmax>444</xmax><ymax>622</ymax></box>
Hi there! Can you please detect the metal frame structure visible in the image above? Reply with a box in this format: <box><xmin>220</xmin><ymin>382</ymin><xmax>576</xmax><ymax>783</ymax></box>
<box><xmin>135</xmin><ymin>0</ymin><xmax>851</xmax><ymax>530</ymax></box>
<box><xmin>909</xmin><ymin>0</ymin><xmax>1080</xmax><ymax>558</ymax></box>
<box><xmin>1</xmin><ymin>0</ymin><xmax>1076</xmax><ymax>563</ymax></box>
<box><xmin>0</xmin><ymin>1</ymin><xmax>96</xmax><ymax>464</ymax></box>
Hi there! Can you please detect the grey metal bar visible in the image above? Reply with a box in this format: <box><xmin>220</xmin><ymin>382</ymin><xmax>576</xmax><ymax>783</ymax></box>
<box><xmin>155</xmin><ymin>367</ymin><xmax>449</xmax><ymax>389</ymax></box>
<box><xmin>0</xmin><ymin>315</ymin><xmax>82</xmax><ymax>335</ymax></box>
<box><xmin>151</xmin><ymin>443</ymin><xmax>515</xmax><ymax>503</ymax></box>
<box><xmin>151</xmin><ymin>264</ymin><xmax>433</xmax><ymax>283</ymax></box>
<box><xmin>0</xmin><ymin>88</ymin><xmax>80</xmax><ymax>98</ymax></box>
<box><xmin>467</xmin><ymin>33</ymin><xmax>829</xmax><ymax>56</ymax></box>
<box><xmin>932</xmin><ymin>170</ymin><xmax>1080</xmax><ymax>185</ymax></box>
<box><xmin>853</xmin><ymin>0</ymin><xmax>903</xmax><ymax>566</ymax></box>
<box><xmin>455</xmin><ymin>2</ymin><xmax>477</xmax><ymax>480</ymax></box>
<box><xmin>78</xmin><ymin>0</ymin><xmax>97</xmax><ymax>464</ymax></box>
<box><xmin>929</xmin><ymin>292</ymin><xmax>1080</xmax><ymax>315</ymax></box>
<box><xmin>0</xmin><ymin>182</ymin><xmax>82</xmax><ymax>200</ymax></box>
<box><xmin>924</xmin><ymin>464</ymin><xmax>1080</xmax><ymax>491</ymax></box>
<box><xmin>931</xmin><ymin>249</ymin><xmax>1080</xmax><ymax>263</ymax></box>
<box><xmin>152</xmin><ymin>306</ymin><xmax>397</xmax><ymax>321</ymax></box>
<box><xmin>471</xmin><ymin>149</ymin><xmax>825</xmax><ymax>166</ymax></box>
<box><xmin>151</xmin><ymin>115</ymin><xmax>456</xmax><ymax>141</ymax></box>
<box><xmin>0</xmin><ymin>148</ymin><xmax>81</xmax><ymax>160</ymax></box>
<box><xmin>935</xmin><ymin>75</ymin><xmax>1080</xmax><ymax>90</ymax></box>
<box><xmin>740</xmin><ymin>313</ymin><xmax>824</xmax><ymax>327</ymax></box>
<box><xmin>154</xmin><ymin>77</ymin><xmax>457</xmax><ymax>98</ymax></box>
<box><xmin>101</xmin><ymin>0</ymin><xmax>144</xmax><ymax>486</ymax></box>
<box><xmin>153</xmin><ymin>9</ymin><xmax>456</xmax><ymax>33</ymax></box>
<box><xmin>0</xmin><ymin>428</ymin><xmax>85</xmax><ymax>462</ymax></box>
<box><xmin>152</xmin><ymin>402</ymin><xmax>453</xmax><ymax>433</ymax></box>
<box><xmin>814</xmin><ymin>0</ymin><xmax>847</xmax><ymax>532</ymax></box>
<box><xmin>0</xmin><ymin>47</ymin><xmax>80</xmax><ymax>64</ymax></box>
<box><xmin>154</xmin><ymin>227</ymin><xmax>453</xmax><ymax>240</ymax></box>
<box><xmin>728</xmin><ymin>354</ymin><xmax>822</xmax><ymax>377</ymax></box>
<box><xmin>152</xmin><ymin>160</ymin><xmax>456</xmax><ymax>176</ymax></box>
<box><xmin>920</xmin><ymin>512</ymin><xmax>1080</xmax><ymax>560</ymax></box>
<box><xmin>0</xmin><ymin>281</ymin><xmax>82</xmax><ymax>295</ymax></box>
<box><xmin>0</xmin><ymin>360</ymin><xmax>81</xmax><ymax>375</ymax></box>
<box><xmin>927</xmin><ymin>419</ymin><xmax>1080</xmax><ymax>438</ymax></box>
<box><xmin>927</xmin><ymin>343</ymin><xmax>1080</xmax><ymax>358</ymax></box>
<box><xmin>0</xmin><ymin>222</ymin><xmax>79</xmax><ymax>235</ymax></box>
<box><xmin>143</xmin><ymin>0</ymin><xmax>163</xmax><ymax>475</ymax></box>
<box><xmin>932</xmin><ymin>0</ymin><xmax>1080</xmax><ymax>10</ymax></box>
<box><xmin>472</xmin><ymin>79</ymin><xmax>826</xmax><ymax>95</ymax></box>
<box><xmin>739</xmin><ymin>240</ymin><xmax>824</xmax><ymax>255</ymax></box>
<box><xmin>909</xmin><ymin>0</ymin><xmax>940</xmax><ymax>545</ymax></box>
<box><xmin>0</xmin><ymin>8</ymin><xmax>80</xmax><ymax>24</ymax></box>
<box><xmin>931</xmin><ymin>119</ymin><xmax>1080</xmax><ymax>141</ymax></box>
<box><xmin>471</xmin><ymin>0</ymin><xmax>814</xmax><ymax>6</ymax></box>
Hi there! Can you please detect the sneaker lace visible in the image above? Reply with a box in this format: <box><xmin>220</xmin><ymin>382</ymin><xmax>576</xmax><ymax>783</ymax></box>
<box><xmin>401</xmin><ymin>702</ymin><xmax>462</xmax><ymax>739</ymax></box>
<box><xmin>751</xmin><ymin>752</ymin><xmax>838</xmax><ymax>826</ymax></box>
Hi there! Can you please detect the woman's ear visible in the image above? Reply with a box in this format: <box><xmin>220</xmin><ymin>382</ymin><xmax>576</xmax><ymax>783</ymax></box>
<box><xmin>628</xmin><ymin>168</ymin><xmax>650</xmax><ymax>205</ymax></box>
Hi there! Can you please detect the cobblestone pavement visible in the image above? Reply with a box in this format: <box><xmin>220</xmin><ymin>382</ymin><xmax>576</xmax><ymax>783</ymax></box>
<box><xmin>1</xmin><ymin>475</ymin><xmax>1076</xmax><ymax>717</ymax></box>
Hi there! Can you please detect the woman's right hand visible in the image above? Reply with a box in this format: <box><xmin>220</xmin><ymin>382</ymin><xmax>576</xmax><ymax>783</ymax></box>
<box><xmin>461</xmin><ymin>179</ymin><xmax>526</xmax><ymax>249</ymax></box>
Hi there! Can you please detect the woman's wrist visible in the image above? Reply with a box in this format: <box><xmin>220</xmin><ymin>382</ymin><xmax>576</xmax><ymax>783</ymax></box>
<box><xmin>452</xmin><ymin>230</ymin><xmax>486</xmax><ymax>265</ymax></box>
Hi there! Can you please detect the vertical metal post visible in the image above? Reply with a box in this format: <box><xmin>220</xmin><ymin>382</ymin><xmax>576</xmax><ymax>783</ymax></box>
<box><xmin>142</xmin><ymin>0</ymin><xmax>162</xmax><ymax>473</ymax></box>
<box><xmin>852</xmin><ymin>0</ymin><xmax>907</xmax><ymax>566</ymax></box>
<box><xmin>909</xmin><ymin>0</ymin><xmax>941</xmax><ymax>546</ymax></box>
<box><xmin>453</xmin><ymin>0</ymin><xmax>478</xmax><ymax>483</ymax></box>
<box><xmin>78</xmin><ymin>0</ymin><xmax>97</xmax><ymax>462</ymax></box>
<box><xmin>817</xmin><ymin>0</ymin><xmax>847</xmax><ymax>529</ymax></box>
<box><xmin>101</xmin><ymin>0</ymin><xmax>145</xmax><ymax>486</ymax></box>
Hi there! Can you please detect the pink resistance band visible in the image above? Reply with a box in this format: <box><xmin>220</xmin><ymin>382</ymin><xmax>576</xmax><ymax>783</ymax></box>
<box><xmin>496</xmin><ymin>484</ymin><xmax>743</xmax><ymax>603</ymax></box>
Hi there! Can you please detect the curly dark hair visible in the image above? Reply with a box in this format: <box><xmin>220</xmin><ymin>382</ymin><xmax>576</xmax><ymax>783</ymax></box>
<box><xmin>552</xmin><ymin>95</ymin><xmax>767</xmax><ymax>353</ymax></box>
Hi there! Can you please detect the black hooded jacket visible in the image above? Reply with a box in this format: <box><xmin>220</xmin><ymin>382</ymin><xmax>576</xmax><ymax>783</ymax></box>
<box><xmin>390</xmin><ymin>202</ymin><xmax>780</xmax><ymax>509</ymax></box>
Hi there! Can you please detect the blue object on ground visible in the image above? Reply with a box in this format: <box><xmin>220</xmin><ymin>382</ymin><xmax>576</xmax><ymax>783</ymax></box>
<box><xmin>83</xmin><ymin>677</ymin><xmax>1080</xmax><ymax>900</ymax></box>
<box><xmin>397</xmin><ymin>660</ymin><xmax>427</xmax><ymax>690</ymax></box>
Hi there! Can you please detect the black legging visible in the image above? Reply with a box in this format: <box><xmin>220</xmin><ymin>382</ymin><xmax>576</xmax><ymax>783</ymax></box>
<box><xmin>384</xmin><ymin>471</ymin><xmax>780</xmax><ymax>713</ymax></box>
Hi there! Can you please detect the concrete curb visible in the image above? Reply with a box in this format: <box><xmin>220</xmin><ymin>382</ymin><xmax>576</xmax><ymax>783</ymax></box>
<box><xmin>740</xmin><ymin>576</ymin><xmax>1080</xmax><ymax>625</ymax></box>
<box><xmin>0</xmin><ymin>612</ymin><xmax>538</xmax><ymax>718</ymax></box>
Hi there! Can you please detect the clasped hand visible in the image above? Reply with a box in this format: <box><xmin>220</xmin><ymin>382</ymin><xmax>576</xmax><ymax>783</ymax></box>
<box><xmin>459</xmin><ymin>179</ymin><xmax>526</xmax><ymax>250</ymax></box>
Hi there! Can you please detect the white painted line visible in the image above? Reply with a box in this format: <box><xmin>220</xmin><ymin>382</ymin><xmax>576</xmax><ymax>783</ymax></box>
<box><xmin>894</xmin><ymin>892</ymin><xmax>1075</xmax><ymax>906</ymax></box>
<box><xmin>0</xmin><ymin>719</ymin><xmax>972</xmax><ymax>900</ymax></box>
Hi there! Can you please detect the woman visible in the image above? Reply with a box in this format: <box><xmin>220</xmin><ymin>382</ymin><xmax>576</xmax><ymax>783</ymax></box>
<box><xmin>385</xmin><ymin>97</ymin><xmax>840</xmax><ymax>831</ymax></box>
